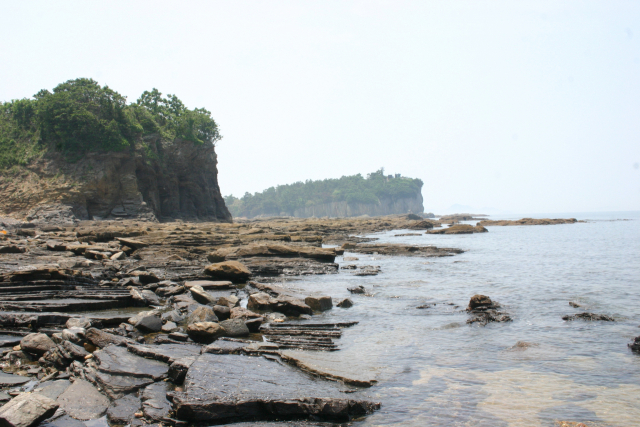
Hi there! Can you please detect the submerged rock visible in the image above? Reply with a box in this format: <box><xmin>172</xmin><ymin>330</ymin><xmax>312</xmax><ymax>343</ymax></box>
<box><xmin>562</xmin><ymin>312</ymin><xmax>614</xmax><ymax>321</ymax></box>
<box><xmin>170</xmin><ymin>353</ymin><xmax>380</xmax><ymax>422</ymax></box>
<box><xmin>629</xmin><ymin>336</ymin><xmax>640</xmax><ymax>353</ymax></box>
<box><xmin>466</xmin><ymin>295</ymin><xmax>511</xmax><ymax>325</ymax></box>
<box><xmin>337</xmin><ymin>298</ymin><xmax>353</xmax><ymax>308</ymax></box>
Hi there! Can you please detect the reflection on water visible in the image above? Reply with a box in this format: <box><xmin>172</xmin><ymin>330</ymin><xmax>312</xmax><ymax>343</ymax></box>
<box><xmin>285</xmin><ymin>212</ymin><xmax>640</xmax><ymax>426</ymax></box>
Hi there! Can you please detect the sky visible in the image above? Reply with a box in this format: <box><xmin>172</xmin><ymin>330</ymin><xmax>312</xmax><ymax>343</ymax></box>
<box><xmin>1</xmin><ymin>1</ymin><xmax>639</xmax><ymax>213</ymax></box>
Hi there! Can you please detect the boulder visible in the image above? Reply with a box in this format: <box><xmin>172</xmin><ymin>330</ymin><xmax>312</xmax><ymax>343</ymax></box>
<box><xmin>206</xmin><ymin>251</ymin><xmax>226</xmax><ymax>263</ymax></box>
<box><xmin>203</xmin><ymin>261</ymin><xmax>251</xmax><ymax>282</ymax></box>
<box><xmin>337</xmin><ymin>298</ymin><xmax>353</xmax><ymax>308</ymax></box>
<box><xmin>140</xmin><ymin>290</ymin><xmax>161</xmax><ymax>305</ymax></box>
<box><xmin>230</xmin><ymin>307</ymin><xmax>263</xmax><ymax>320</ymax></box>
<box><xmin>305</xmin><ymin>296</ymin><xmax>333</xmax><ymax>312</ymax></box>
<box><xmin>212</xmin><ymin>305</ymin><xmax>230</xmax><ymax>321</ymax></box>
<box><xmin>187</xmin><ymin>306</ymin><xmax>218</xmax><ymax>325</ymax></box>
<box><xmin>348</xmin><ymin>285</ymin><xmax>366</xmax><ymax>294</ymax></box>
<box><xmin>190</xmin><ymin>286</ymin><xmax>218</xmax><ymax>305</ymax></box>
<box><xmin>220</xmin><ymin>319</ymin><xmax>250</xmax><ymax>337</ymax></box>
<box><xmin>20</xmin><ymin>333</ymin><xmax>55</xmax><ymax>356</ymax></box>
<box><xmin>187</xmin><ymin>322</ymin><xmax>223</xmax><ymax>344</ymax></box>
<box><xmin>247</xmin><ymin>292</ymin><xmax>274</xmax><ymax>311</ymax></box>
<box><xmin>135</xmin><ymin>314</ymin><xmax>163</xmax><ymax>333</ymax></box>
<box><xmin>0</xmin><ymin>392</ymin><xmax>59</xmax><ymax>427</ymax></box>
<box><xmin>217</xmin><ymin>295</ymin><xmax>240</xmax><ymax>308</ymax></box>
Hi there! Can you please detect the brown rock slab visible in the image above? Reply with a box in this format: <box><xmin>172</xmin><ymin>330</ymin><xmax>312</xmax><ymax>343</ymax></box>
<box><xmin>0</xmin><ymin>392</ymin><xmax>59</xmax><ymax>427</ymax></box>
<box><xmin>203</xmin><ymin>261</ymin><xmax>251</xmax><ymax>282</ymax></box>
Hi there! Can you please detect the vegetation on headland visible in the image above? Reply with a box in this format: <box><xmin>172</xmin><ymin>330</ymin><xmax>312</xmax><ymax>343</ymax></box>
<box><xmin>0</xmin><ymin>78</ymin><xmax>220</xmax><ymax>168</ymax></box>
<box><xmin>225</xmin><ymin>169</ymin><xmax>423</xmax><ymax>218</ymax></box>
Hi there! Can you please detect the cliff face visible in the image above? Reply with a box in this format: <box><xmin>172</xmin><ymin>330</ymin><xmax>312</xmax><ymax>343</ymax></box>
<box><xmin>0</xmin><ymin>136</ymin><xmax>231</xmax><ymax>224</ymax></box>
<box><xmin>291</xmin><ymin>194</ymin><xmax>424</xmax><ymax>218</ymax></box>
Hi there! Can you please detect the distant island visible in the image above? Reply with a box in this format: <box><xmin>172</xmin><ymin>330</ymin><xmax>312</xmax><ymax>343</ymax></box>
<box><xmin>225</xmin><ymin>169</ymin><xmax>424</xmax><ymax>218</ymax></box>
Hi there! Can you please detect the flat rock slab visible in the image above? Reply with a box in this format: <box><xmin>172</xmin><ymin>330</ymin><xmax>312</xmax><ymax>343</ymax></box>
<box><xmin>0</xmin><ymin>335</ymin><xmax>22</xmax><ymax>347</ymax></box>
<box><xmin>57</xmin><ymin>379</ymin><xmax>110</xmax><ymax>421</ymax></box>
<box><xmin>171</xmin><ymin>354</ymin><xmax>380</xmax><ymax>422</ymax></box>
<box><xmin>107</xmin><ymin>394</ymin><xmax>141</xmax><ymax>425</ymax></box>
<box><xmin>184</xmin><ymin>280</ymin><xmax>233</xmax><ymax>290</ymax></box>
<box><xmin>94</xmin><ymin>345</ymin><xmax>168</xmax><ymax>380</ymax></box>
<box><xmin>142</xmin><ymin>382</ymin><xmax>172</xmax><ymax>421</ymax></box>
<box><xmin>0</xmin><ymin>372</ymin><xmax>31</xmax><ymax>386</ymax></box>
<box><xmin>92</xmin><ymin>371</ymin><xmax>154</xmax><ymax>399</ymax></box>
<box><xmin>34</xmin><ymin>380</ymin><xmax>71</xmax><ymax>400</ymax></box>
<box><xmin>127</xmin><ymin>343</ymin><xmax>202</xmax><ymax>364</ymax></box>
<box><xmin>280</xmin><ymin>351</ymin><xmax>378</xmax><ymax>387</ymax></box>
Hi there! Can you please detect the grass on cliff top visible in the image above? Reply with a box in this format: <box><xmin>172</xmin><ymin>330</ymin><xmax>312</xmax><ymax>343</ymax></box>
<box><xmin>225</xmin><ymin>169</ymin><xmax>423</xmax><ymax>218</ymax></box>
<box><xmin>0</xmin><ymin>78</ymin><xmax>221</xmax><ymax>169</ymax></box>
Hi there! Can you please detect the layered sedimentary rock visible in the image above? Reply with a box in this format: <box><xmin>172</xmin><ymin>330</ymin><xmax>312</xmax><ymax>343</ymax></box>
<box><xmin>0</xmin><ymin>136</ymin><xmax>231</xmax><ymax>223</ymax></box>
<box><xmin>292</xmin><ymin>194</ymin><xmax>424</xmax><ymax>218</ymax></box>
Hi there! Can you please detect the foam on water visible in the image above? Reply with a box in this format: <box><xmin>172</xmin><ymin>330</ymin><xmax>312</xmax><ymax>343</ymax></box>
<box><xmin>280</xmin><ymin>211</ymin><xmax>640</xmax><ymax>426</ymax></box>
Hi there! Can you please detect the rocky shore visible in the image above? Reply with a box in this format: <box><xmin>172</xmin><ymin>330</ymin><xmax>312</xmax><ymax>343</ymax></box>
<box><xmin>0</xmin><ymin>213</ymin><xmax>475</xmax><ymax>426</ymax></box>
<box><xmin>477</xmin><ymin>218</ymin><xmax>580</xmax><ymax>226</ymax></box>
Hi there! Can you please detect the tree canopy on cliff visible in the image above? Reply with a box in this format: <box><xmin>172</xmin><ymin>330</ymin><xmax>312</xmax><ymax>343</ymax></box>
<box><xmin>0</xmin><ymin>78</ymin><xmax>220</xmax><ymax>168</ymax></box>
<box><xmin>225</xmin><ymin>170</ymin><xmax>423</xmax><ymax>218</ymax></box>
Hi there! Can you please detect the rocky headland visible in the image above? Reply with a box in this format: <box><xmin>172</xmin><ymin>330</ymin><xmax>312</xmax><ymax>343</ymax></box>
<box><xmin>477</xmin><ymin>218</ymin><xmax>580</xmax><ymax>226</ymax></box>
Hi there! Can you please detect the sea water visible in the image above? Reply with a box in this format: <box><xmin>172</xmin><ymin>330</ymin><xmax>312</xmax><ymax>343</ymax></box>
<box><xmin>282</xmin><ymin>211</ymin><xmax>640</xmax><ymax>426</ymax></box>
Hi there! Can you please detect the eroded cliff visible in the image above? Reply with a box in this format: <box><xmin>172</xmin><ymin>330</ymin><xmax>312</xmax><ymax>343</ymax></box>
<box><xmin>0</xmin><ymin>135</ymin><xmax>231</xmax><ymax>224</ymax></box>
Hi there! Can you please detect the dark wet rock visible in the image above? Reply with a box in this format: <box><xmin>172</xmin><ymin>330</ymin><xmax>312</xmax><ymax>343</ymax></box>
<box><xmin>569</xmin><ymin>301</ymin><xmax>583</xmax><ymax>308</ymax></box>
<box><xmin>184</xmin><ymin>280</ymin><xmax>233</xmax><ymax>290</ymax></box>
<box><xmin>94</xmin><ymin>345</ymin><xmax>169</xmax><ymax>380</ymax></box>
<box><xmin>508</xmin><ymin>341</ymin><xmax>539</xmax><ymax>351</ymax></box>
<box><xmin>187</xmin><ymin>322</ymin><xmax>223</xmax><ymax>343</ymax></box>
<box><xmin>341</xmin><ymin>264</ymin><xmax>357</xmax><ymax>270</ymax></box>
<box><xmin>20</xmin><ymin>333</ymin><xmax>56</xmax><ymax>356</ymax></box>
<box><xmin>629</xmin><ymin>336</ymin><xmax>640</xmax><ymax>353</ymax></box>
<box><xmin>468</xmin><ymin>294</ymin><xmax>495</xmax><ymax>310</ymax></box>
<box><xmin>245</xmin><ymin>317</ymin><xmax>264</xmax><ymax>332</ymax></box>
<box><xmin>213</xmin><ymin>305</ymin><xmax>231</xmax><ymax>321</ymax></box>
<box><xmin>141</xmin><ymin>382</ymin><xmax>172</xmax><ymax>422</ymax></box>
<box><xmin>187</xmin><ymin>305</ymin><xmax>218</xmax><ymax>325</ymax></box>
<box><xmin>170</xmin><ymin>354</ymin><xmax>380</xmax><ymax>423</ymax></box>
<box><xmin>0</xmin><ymin>245</ymin><xmax>25</xmax><ymax>254</ymax></box>
<box><xmin>466</xmin><ymin>295</ymin><xmax>511</xmax><ymax>325</ymax></box>
<box><xmin>90</xmin><ymin>370</ymin><xmax>154</xmax><ymax>399</ymax></box>
<box><xmin>203</xmin><ymin>261</ymin><xmax>251</xmax><ymax>282</ymax></box>
<box><xmin>562</xmin><ymin>312</ymin><xmax>614</xmax><ymax>321</ymax></box>
<box><xmin>348</xmin><ymin>285</ymin><xmax>366</xmax><ymax>294</ymax></box>
<box><xmin>126</xmin><ymin>343</ymin><xmax>201</xmax><ymax>364</ymax></box>
<box><xmin>220</xmin><ymin>319</ymin><xmax>250</xmax><ymax>337</ymax></box>
<box><xmin>168</xmin><ymin>357</ymin><xmax>196</xmax><ymax>384</ymax></box>
<box><xmin>190</xmin><ymin>285</ymin><xmax>218</xmax><ymax>305</ymax></box>
<box><xmin>61</xmin><ymin>340</ymin><xmax>89</xmax><ymax>359</ymax></box>
<box><xmin>243</xmin><ymin>257</ymin><xmax>339</xmax><ymax>277</ymax></box>
<box><xmin>86</xmin><ymin>328</ymin><xmax>131</xmax><ymax>348</ymax></box>
<box><xmin>33</xmin><ymin>380</ymin><xmax>71</xmax><ymax>400</ymax></box>
<box><xmin>304</xmin><ymin>296</ymin><xmax>333</xmax><ymax>312</ymax></box>
<box><xmin>106</xmin><ymin>394</ymin><xmax>141</xmax><ymax>425</ymax></box>
<box><xmin>427</xmin><ymin>224</ymin><xmax>487</xmax><ymax>234</ymax></box>
<box><xmin>337</xmin><ymin>298</ymin><xmax>353</xmax><ymax>308</ymax></box>
<box><xmin>0</xmin><ymin>372</ymin><xmax>31</xmax><ymax>387</ymax></box>
<box><xmin>129</xmin><ymin>271</ymin><xmax>160</xmax><ymax>284</ymax></box>
<box><xmin>168</xmin><ymin>332</ymin><xmax>189</xmax><ymax>342</ymax></box>
<box><xmin>135</xmin><ymin>314</ymin><xmax>163</xmax><ymax>333</ymax></box>
<box><xmin>57</xmin><ymin>379</ymin><xmax>110</xmax><ymax>421</ymax></box>
<box><xmin>0</xmin><ymin>392</ymin><xmax>59</xmax><ymax>427</ymax></box>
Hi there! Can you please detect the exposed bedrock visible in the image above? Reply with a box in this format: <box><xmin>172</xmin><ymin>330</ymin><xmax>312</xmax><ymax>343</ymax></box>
<box><xmin>1</xmin><ymin>137</ymin><xmax>231</xmax><ymax>223</ymax></box>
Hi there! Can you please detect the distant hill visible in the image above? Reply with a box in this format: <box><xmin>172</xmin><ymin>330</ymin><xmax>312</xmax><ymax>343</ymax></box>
<box><xmin>226</xmin><ymin>169</ymin><xmax>424</xmax><ymax>218</ymax></box>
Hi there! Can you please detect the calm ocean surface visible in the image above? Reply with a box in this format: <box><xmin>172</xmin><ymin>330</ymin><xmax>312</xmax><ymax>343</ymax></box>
<box><xmin>283</xmin><ymin>211</ymin><xmax>640</xmax><ymax>426</ymax></box>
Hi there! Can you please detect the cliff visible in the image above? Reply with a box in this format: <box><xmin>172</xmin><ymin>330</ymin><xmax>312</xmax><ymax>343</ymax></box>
<box><xmin>292</xmin><ymin>194</ymin><xmax>424</xmax><ymax>218</ymax></box>
<box><xmin>0</xmin><ymin>135</ymin><xmax>231</xmax><ymax>224</ymax></box>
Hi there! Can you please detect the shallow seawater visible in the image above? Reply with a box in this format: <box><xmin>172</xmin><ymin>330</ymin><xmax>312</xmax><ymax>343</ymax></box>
<box><xmin>280</xmin><ymin>211</ymin><xmax>640</xmax><ymax>427</ymax></box>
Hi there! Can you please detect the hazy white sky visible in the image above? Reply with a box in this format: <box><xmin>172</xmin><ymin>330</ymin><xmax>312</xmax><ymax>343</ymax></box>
<box><xmin>2</xmin><ymin>1</ymin><xmax>639</xmax><ymax>213</ymax></box>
